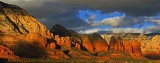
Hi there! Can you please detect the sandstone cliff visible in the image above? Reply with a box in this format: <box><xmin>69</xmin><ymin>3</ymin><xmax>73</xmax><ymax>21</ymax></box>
<box><xmin>0</xmin><ymin>1</ymin><xmax>55</xmax><ymax>60</ymax></box>
<box><xmin>0</xmin><ymin>1</ymin><xmax>54</xmax><ymax>48</ymax></box>
<box><xmin>51</xmin><ymin>25</ymin><xmax>109</xmax><ymax>53</ymax></box>
<box><xmin>101</xmin><ymin>33</ymin><xmax>160</xmax><ymax>59</ymax></box>
<box><xmin>50</xmin><ymin>25</ymin><xmax>144</xmax><ymax>59</ymax></box>
<box><xmin>0</xmin><ymin>1</ymin><xmax>52</xmax><ymax>37</ymax></box>
<box><xmin>0</xmin><ymin>44</ymin><xmax>19</xmax><ymax>61</ymax></box>
<box><xmin>101</xmin><ymin>34</ymin><xmax>143</xmax><ymax>59</ymax></box>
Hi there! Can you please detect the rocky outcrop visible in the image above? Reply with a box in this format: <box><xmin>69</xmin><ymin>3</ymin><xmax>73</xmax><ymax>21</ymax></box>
<box><xmin>143</xmin><ymin>35</ymin><xmax>160</xmax><ymax>59</ymax></box>
<box><xmin>109</xmin><ymin>36</ymin><xmax>117</xmax><ymax>49</ymax></box>
<box><xmin>102</xmin><ymin>34</ymin><xmax>143</xmax><ymax>59</ymax></box>
<box><xmin>0</xmin><ymin>1</ymin><xmax>56</xmax><ymax>60</ymax></box>
<box><xmin>50</xmin><ymin>24</ymin><xmax>69</xmax><ymax>37</ymax></box>
<box><xmin>81</xmin><ymin>35</ymin><xmax>94</xmax><ymax>53</ymax></box>
<box><xmin>54</xmin><ymin>35</ymin><xmax>72</xmax><ymax>50</ymax></box>
<box><xmin>0</xmin><ymin>1</ymin><xmax>52</xmax><ymax>37</ymax></box>
<box><xmin>0</xmin><ymin>1</ymin><xmax>54</xmax><ymax>48</ymax></box>
<box><xmin>25</xmin><ymin>33</ymin><xmax>48</xmax><ymax>48</ymax></box>
<box><xmin>0</xmin><ymin>44</ymin><xmax>19</xmax><ymax>60</ymax></box>
<box><xmin>123</xmin><ymin>40</ymin><xmax>142</xmax><ymax>58</ymax></box>
<box><xmin>150</xmin><ymin>35</ymin><xmax>160</xmax><ymax>52</ymax></box>
<box><xmin>101</xmin><ymin>33</ymin><xmax>150</xmax><ymax>54</ymax></box>
<box><xmin>102</xmin><ymin>33</ymin><xmax>160</xmax><ymax>59</ymax></box>
<box><xmin>50</xmin><ymin>24</ymin><xmax>81</xmax><ymax>43</ymax></box>
<box><xmin>47</xmin><ymin>42</ymin><xmax>56</xmax><ymax>50</ymax></box>
<box><xmin>109</xmin><ymin>37</ymin><xmax>124</xmax><ymax>51</ymax></box>
<box><xmin>51</xmin><ymin>25</ymin><xmax>109</xmax><ymax>53</ymax></box>
<box><xmin>89</xmin><ymin>33</ymin><xmax>108</xmax><ymax>52</ymax></box>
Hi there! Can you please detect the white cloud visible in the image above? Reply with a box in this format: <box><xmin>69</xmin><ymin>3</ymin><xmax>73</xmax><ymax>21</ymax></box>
<box><xmin>79</xmin><ymin>28</ymin><xmax>143</xmax><ymax>34</ymax></box>
<box><xmin>79</xmin><ymin>29</ymin><xmax>101</xmax><ymax>34</ymax></box>
<box><xmin>145</xmin><ymin>18</ymin><xmax>160</xmax><ymax>25</ymax></box>
<box><xmin>143</xmin><ymin>26</ymin><xmax>160</xmax><ymax>34</ymax></box>
<box><xmin>79</xmin><ymin>25</ymin><xmax>160</xmax><ymax>34</ymax></box>
<box><xmin>111</xmin><ymin>28</ymin><xmax>143</xmax><ymax>33</ymax></box>
<box><xmin>101</xmin><ymin>15</ymin><xmax>143</xmax><ymax>27</ymax></box>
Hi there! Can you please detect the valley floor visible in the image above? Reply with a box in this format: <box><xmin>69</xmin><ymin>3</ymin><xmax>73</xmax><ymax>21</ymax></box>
<box><xmin>6</xmin><ymin>58</ymin><xmax>157</xmax><ymax>63</ymax></box>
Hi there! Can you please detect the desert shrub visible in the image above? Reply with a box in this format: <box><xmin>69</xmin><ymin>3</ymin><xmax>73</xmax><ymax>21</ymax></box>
<box><xmin>11</xmin><ymin>41</ymin><xmax>46</xmax><ymax>58</ymax></box>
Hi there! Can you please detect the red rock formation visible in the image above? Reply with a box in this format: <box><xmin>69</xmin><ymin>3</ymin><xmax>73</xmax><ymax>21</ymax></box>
<box><xmin>54</xmin><ymin>35</ymin><xmax>72</xmax><ymax>49</ymax></box>
<box><xmin>25</xmin><ymin>33</ymin><xmax>47</xmax><ymax>48</ymax></box>
<box><xmin>117</xmin><ymin>39</ymin><xmax>124</xmax><ymax>51</ymax></box>
<box><xmin>124</xmin><ymin>41</ymin><xmax>136</xmax><ymax>58</ymax></box>
<box><xmin>75</xmin><ymin>43</ymin><xmax>81</xmax><ymax>50</ymax></box>
<box><xmin>109</xmin><ymin>37</ymin><xmax>124</xmax><ymax>51</ymax></box>
<box><xmin>47</xmin><ymin>42</ymin><xmax>56</xmax><ymax>50</ymax></box>
<box><xmin>124</xmin><ymin>40</ymin><xmax>142</xmax><ymax>59</ymax></box>
<box><xmin>81</xmin><ymin>35</ymin><xmax>94</xmax><ymax>53</ymax></box>
<box><xmin>143</xmin><ymin>35</ymin><xmax>160</xmax><ymax>55</ymax></box>
<box><xmin>92</xmin><ymin>39</ymin><xmax>108</xmax><ymax>52</ymax></box>
<box><xmin>109</xmin><ymin>36</ymin><xmax>117</xmax><ymax>49</ymax></box>
<box><xmin>0</xmin><ymin>1</ymin><xmax>53</xmax><ymax>38</ymax></box>
<box><xmin>89</xmin><ymin>33</ymin><xmax>109</xmax><ymax>52</ymax></box>
<box><xmin>103</xmin><ymin>35</ymin><xmax>143</xmax><ymax>59</ymax></box>
<box><xmin>64</xmin><ymin>36</ymin><xmax>72</xmax><ymax>48</ymax></box>
<box><xmin>132</xmin><ymin>41</ymin><xmax>142</xmax><ymax>58</ymax></box>
<box><xmin>0</xmin><ymin>45</ymin><xmax>19</xmax><ymax>60</ymax></box>
<box><xmin>0</xmin><ymin>35</ymin><xmax>26</xmax><ymax>47</ymax></box>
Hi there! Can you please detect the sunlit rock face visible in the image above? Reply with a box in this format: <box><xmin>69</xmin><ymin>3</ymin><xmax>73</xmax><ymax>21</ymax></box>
<box><xmin>150</xmin><ymin>35</ymin><xmax>160</xmax><ymax>52</ymax></box>
<box><xmin>109</xmin><ymin>37</ymin><xmax>124</xmax><ymax>51</ymax></box>
<box><xmin>0</xmin><ymin>1</ymin><xmax>54</xmax><ymax>48</ymax></box>
<box><xmin>101</xmin><ymin>33</ymin><xmax>160</xmax><ymax>59</ymax></box>
<box><xmin>0</xmin><ymin>43</ymin><xmax>19</xmax><ymax>60</ymax></box>
<box><xmin>123</xmin><ymin>40</ymin><xmax>142</xmax><ymax>58</ymax></box>
<box><xmin>101</xmin><ymin>34</ymin><xmax>143</xmax><ymax>59</ymax></box>
<box><xmin>50</xmin><ymin>25</ymin><xmax>109</xmax><ymax>53</ymax></box>
<box><xmin>0</xmin><ymin>1</ymin><xmax>56</xmax><ymax>60</ymax></box>
<box><xmin>0</xmin><ymin>1</ymin><xmax>52</xmax><ymax>37</ymax></box>
<box><xmin>88</xmin><ymin>33</ymin><xmax>108</xmax><ymax>52</ymax></box>
<box><xmin>80</xmin><ymin>35</ymin><xmax>95</xmax><ymax>53</ymax></box>
<box><xmin>50</xmin><ymin>25</ymin><xmax>110</xmax><ymax>60</ymax></box>
<box><xmin>144</xmin><ymin>35</ymin><xmax>160</xmax><ymax>60</ymax></box>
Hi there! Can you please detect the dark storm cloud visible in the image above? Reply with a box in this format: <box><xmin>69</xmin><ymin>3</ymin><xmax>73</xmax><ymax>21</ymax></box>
<box><xmin>3</xmin><ymin>0</ymin><xmax>160</xmax><ymax>17</ymax></box>
<box><xmin>39</xmin><ymin>10</ymin><xmax>90</xmax><ymax>31</ymax></box>
<box><xmin>1</xmin><ymin>0</ymin><xmax>160</xmax><ymax>32</ymax></box>
<box><xmin>54</xmin><ymin>0</ymin><xmax>160</xmax><ymax>16</ymax></box>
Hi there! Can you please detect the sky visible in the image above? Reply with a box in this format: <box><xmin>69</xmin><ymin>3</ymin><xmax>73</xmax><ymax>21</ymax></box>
<box><xmin>1</xmin><ymin>0</ymin><xmax>160</xmax><ymax>34</ymax></box>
